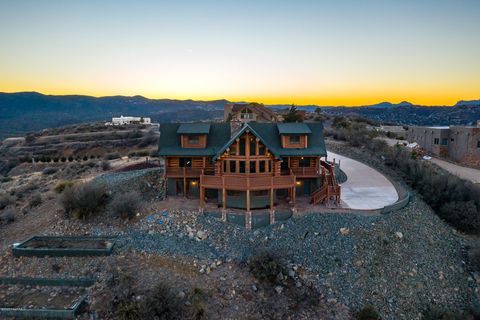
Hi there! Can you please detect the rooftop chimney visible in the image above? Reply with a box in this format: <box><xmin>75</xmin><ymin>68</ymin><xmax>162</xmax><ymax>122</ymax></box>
<box><xmin>230</xmin><ymin>120</ymin><xmax>243</xmax><ymax>138</ymax></box>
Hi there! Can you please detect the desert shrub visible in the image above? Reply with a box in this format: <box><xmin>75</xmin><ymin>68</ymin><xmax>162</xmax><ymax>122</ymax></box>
<box><xmin>105</xmin><ymin>152</ymin><xmax>120</xmax><ymax>160</ymax></box>
<box><xmin>0</xmin><ymin>209</ymin><xmax>15</xmax><ymax>225</ymax></box>
<box><xmin>25</xmin><ymin>133</ymin><xmax>36</xmax><ymax>143</ymax></box>
<box><xmin>191</xmin><ymin>287</ymin><xmax>206</xmax><ymax>320</ymax></box>
<box><xmin>11</xmin><ymin>182</ymin><xmax>38</xmax><ymax>199</ymax></box>
<box><xmin>1</xmin><ymin>176</ymin><xmax>12</xmax><ymax>183</ymax></box>
<box><xmin>82</xmin><ymin>155</ymin><xmax>88</xmax><ymax>161</ymax></box>
<box><xmin>141</xmin><ymin>283</ymin><xmax>184</xmax><ymax>320</ymax></box>
<box><xmin>108</xmin><ymin>191</ymin><xmax>141</xmax><ymax>220</ymax></box>
<box><xmin>101</xmin><ymin>161</ymin><xmax>111</xmax><ymax>171</ymax></box>
<box><xmin>356</xmin><ymin>305</ymin><xmax>380</xmax><ymax>320</ymax></box>
<box><xmin>116</xmin><ymin>301</ymin><xmax>141</xmax><ymax>320</ymax></box>
<box><xmin>60</xmin><ymin>157</ymin><xmax>67</xmax><ymax>162</ymax></box>
<box><xmin>29</xmin><ymin>192</ymin><xmax>42</xmax><ymax>208</ymax></box>
<box><xmin>0</xmin><ymin>193</ymin><xmax>15</xmax><ymax>210</ymax></box>
<box><xmin>54</xmin><ymin>180</ymin><xmax>76</xmax><ymax>193</ymax></box>
<box><xmin>249</xmin><ymin>251</ymin><xmax>285</xmax><ymax>284</ymax></box>
<box><xmin>42</xmin><ymin>167</ymin><xmax>57</xmax><ymax>175</ymax></box>
<box><xmin>61</xmin><ymin>183</ymin><xmax>108</xmax><ymax>219</ymax></box>
<box><xmin>439</xmin><ymin>201</ymin><xmax>480</xmax><ymax>233</ymax></box>
<box><xmin>68</xmin><ymin>156</ymin><xmax>74</xmax><ymax>162</ymax></box>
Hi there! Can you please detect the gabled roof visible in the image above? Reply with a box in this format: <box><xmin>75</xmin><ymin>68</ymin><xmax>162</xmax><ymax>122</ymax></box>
<box><xmin>212</xmin><ymin>123</ymin><xmax>280</xmax><ymax>161</ymax></box>
<box><xmin>277</xmin><ymin>123</ymin><xmax>312</xmax><ymax>134</ymax></box>
<box><xmin>249</xmin><ymin>122</ymin><xmax>326</xmax><ymax>158</ymax></box>
<box><xmin>157</xmin><ymin>122</ymin><xmax>326</xmax><ymax>158</ymax></box>
<box><xmin>177</xmin><ymin>123</ymin><xmax>211</xmax><ymax>134</ymax></box>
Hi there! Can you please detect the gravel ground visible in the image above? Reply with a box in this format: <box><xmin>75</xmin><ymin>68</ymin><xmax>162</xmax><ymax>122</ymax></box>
<box><xmin>76</xmin><ymin>196</ymin><xmax>472</xmax><ymax>320</ymax></box>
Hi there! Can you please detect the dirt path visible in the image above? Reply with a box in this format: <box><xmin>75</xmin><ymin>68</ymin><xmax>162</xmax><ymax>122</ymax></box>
<box><xmin>327</xmin><ymin>151</ymin><xmax>398</xmax><ymax>210</ymax></box>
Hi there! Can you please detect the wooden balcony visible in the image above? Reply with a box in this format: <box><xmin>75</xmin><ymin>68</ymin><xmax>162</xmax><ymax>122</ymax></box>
<box><xmin>200</xmin><ymin>174</ymin><xmax>295</xmax><ymax>191</ymax></box>
<box><xmin>165</xmin><ymin>167</ymin><xmax>204</xmax><ymax>178</ymax></box>
<box><xmin>289</xmin><ymin>167</ymin><xmax>322</xmax><ymax>177</ymax></box>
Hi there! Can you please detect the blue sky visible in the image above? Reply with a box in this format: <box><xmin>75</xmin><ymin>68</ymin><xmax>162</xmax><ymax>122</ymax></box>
<box><xmin>1</xmin><ymin>0</ymin><xmax>479</xmax><ymax>105</ymax></box>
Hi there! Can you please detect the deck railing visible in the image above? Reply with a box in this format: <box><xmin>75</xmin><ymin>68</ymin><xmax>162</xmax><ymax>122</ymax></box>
<box><xmin>201</xmin><ymin>174</ymin><xmax>295</xmax><ymax>190</ymax></box>
<box><xmin>165</xmin><ymin>167</ymin><xmax>204</xmax><ymax>177</ymax></box>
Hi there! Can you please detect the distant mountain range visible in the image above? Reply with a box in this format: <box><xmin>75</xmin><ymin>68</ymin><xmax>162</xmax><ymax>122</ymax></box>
<box><xmin>0</xmin><ymin>92</ymin><xmax>479</xmax><ymax>139</ymax></box>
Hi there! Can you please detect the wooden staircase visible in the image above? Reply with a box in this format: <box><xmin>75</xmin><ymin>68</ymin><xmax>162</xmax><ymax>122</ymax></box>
<box><xmin>310</xmin><ymin>161</ymin><xmax>341</xmax><ymax>205</ymax></box>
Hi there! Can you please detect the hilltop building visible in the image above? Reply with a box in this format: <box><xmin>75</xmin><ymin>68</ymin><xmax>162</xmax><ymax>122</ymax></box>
<box><xmin>158</xmin><ymin>122</ymin><xmax>340</xmax><ymax>228</ymax></box>
<box><xmin>110</xmin><ymin>115</ymin><xmax>151</xmax><ymax>125</ymax></box>
<box><xmin>224</xmin><ymin>103</ymin><xmax>280</xmax><ymax>123</ymax></box>
<box><xmin>406</xmin><ymin>121</ymin><xmax>480</xmax><ymax>167</ymax></box>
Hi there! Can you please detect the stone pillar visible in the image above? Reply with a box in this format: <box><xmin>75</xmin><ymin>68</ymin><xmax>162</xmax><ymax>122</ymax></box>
<box><xmin>245</xmin><ymin>211</ymin><xmax>252</xmax><ymax>230</ymax></box>
<box><xmin>221</xmin><ymin>209</ymin><xmax>227</xmax><ymax>222</ymax></box>
<box><xmin>269</xmin><ymin>209</ymin><xmax>275</xmax><ymax>225</ymax></box>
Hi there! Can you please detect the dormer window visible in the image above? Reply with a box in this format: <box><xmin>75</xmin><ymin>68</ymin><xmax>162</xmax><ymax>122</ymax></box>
<box><xmin>188</xmin><ymin>135</ymin><xmax>199</xmax><ymax>144</ymax></box>
<box><xmin>277</xmin><ymin>123</ymin><xmax>311</xmax><ymax>149</ymax></box>
<box><xmin>177</xmin><ymin>123</ymin><xmax>210</xmax><ymax>149</ymax></box>
<box><xmin>289</xmin><ymin>135</ymin><xmax>301</xmax><ymax>144</ymax></box>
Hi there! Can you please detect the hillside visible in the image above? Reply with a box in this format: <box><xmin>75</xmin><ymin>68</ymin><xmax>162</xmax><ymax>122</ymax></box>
<box><xmin>1</xmin><ymin>92</ymin><xmax>480</xmax><ymax>140</ymax></box>
<box><xmin>0</xmin><ymin>92</ymin><xmax>226</xmax><ymax>139</ymax></box>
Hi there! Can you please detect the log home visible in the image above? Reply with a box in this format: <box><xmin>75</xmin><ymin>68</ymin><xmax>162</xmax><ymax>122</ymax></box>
<box><xmin>158</xmin><ymin>122</ymin><xmax>340</xmax><ymax>212</ymax></box>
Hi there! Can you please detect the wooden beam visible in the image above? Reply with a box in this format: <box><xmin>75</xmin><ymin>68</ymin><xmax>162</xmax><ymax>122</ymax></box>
<box><xmin>270</xmin><ymin>188</ymin><xmax>274</xmax><ymax>209</ymax></box>
<box><xmin>246</xmin><ymin>189</ymin><xmax>250</xmax><ymax>212</ymax></box>
<box><xmin>200</xmin><ymin>187</ymin><xmax>205</xmax><ymax>208</ymax></box>
<box><xmin>183</xmin><ymin>174</ymin><xmax>187</xmax><ymax>198</ymax></box>
<box><xmin>222</xmin><ymin>188</ymin><xmax>226</xmax><ymax>209</ymax></box>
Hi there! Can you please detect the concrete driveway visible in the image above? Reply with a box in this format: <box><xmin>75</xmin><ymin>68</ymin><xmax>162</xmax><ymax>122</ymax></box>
<box><xmin>327</xmin><ymin>151</ymin><xmax>398</xmax><ymax>210</ymax></box>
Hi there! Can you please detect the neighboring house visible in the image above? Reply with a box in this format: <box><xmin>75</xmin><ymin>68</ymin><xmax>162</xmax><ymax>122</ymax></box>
<box><xmin>110</xmin><ymin>115</ymin><xmax>151</xmax><ymax>125</ymax></box>
<box><xmin>406</xmin><ymin>121</ymin><xmax>480</xmax><ymax>167</ymax></box>
<box><xmin>158</xmin><ymin>122</ymin><xmax>340</xmax><ymax>226</ymax></box>
<box><xmin>224</xmin><ymin>103</ymin><xmax>280</xmax><ymax>122</ymax></box>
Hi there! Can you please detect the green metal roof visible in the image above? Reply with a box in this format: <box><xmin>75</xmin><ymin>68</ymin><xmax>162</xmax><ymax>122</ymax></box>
<box><xmin>158</xmin><ymin>123</ymin><xmax>230</xmax><ymax>156</ymax></box>
<box><xmin>158</xmin><ymin>122</ymin><xmax>326</xmax><ymax>158</ymax></box>
<box><xmin>177</xmin><ymin>123</ymin><xmax>211</xmax><ymax>134</ymax></box>
<box><xmin>277</xmin><ymin>123</ymin><xmax>312</xmax><ymax>134</ymax></box>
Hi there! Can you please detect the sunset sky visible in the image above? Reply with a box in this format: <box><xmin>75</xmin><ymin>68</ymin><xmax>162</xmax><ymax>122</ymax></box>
<box><xmin>1</xmin><ymin>0</ymin><xmax>479</xmax><ymax>106</ymax></box>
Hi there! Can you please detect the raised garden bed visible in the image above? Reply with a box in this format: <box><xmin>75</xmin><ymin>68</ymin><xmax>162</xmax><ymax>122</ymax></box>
<box><xmin>0</xmin><ymin>285</ymin><xmax>87</xmax><ymax>319</ymax></box>
<box><xmin>12</xmin><ymin>235</ymin><xmax>117</xmax><ymax>257</ymax></box>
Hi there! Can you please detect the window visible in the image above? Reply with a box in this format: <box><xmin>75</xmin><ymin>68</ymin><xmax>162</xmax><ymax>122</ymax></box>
<box><xmin>250</xmin><ymin>161</ymin><xmax>256</xmax><ymax>173</ymax></box>
<box><xmin>268</xmin><ymin>160</ymin><xmax>272</xmax><ymax>172</ymax></box>
<box><xmin>239</xmin><ymin>139</ymin><xmax>246</xmax><ymax>155</ymax></box>
<box><xmin>434</xmin><ymin>138</ymin><xmax>439</xmax><ymax>145</ymax></box>
<box><xmin>229</xmin><ymin>144</ymin><xmax>237</xmax><ymax>155</ymax></box>
<box><xmin>223</xmin><ymin>160</ymin><xmax>227</xmax><ymax>173</ymax></box>
<box><xmin>259</xmin><ymin>161</ymin><xmax>266</xmax><ymax>173</ymax></box>
<box><xmin>250</xmin><ymin>139</ymin><xmax>256</xmax><ymax>156</ymax></box>
<box><xmin>451</xmin><ymin>138</ymin><xmax>455</xmax><ymax>142</ymax></box>
<box><xmin>441</xmin><ymin>138</ymin><xmax>448</xmax><ymax>146</ymax></box>
<box><xmin>258</xmin><ymin>145</ymin><xmax>266</xmax><ymax>155</ymax></box>
<box><xmin>477</xmin><ymin>141</ymin><xmax>480</xmax><ymax>148</ymax></box>
<box><xmin>188</xmin><ymin>135</ymin><xmax>199</xmax><ymax>144</ymax></box>
<box><xmin>299</xmin><ymin>157</ymin><xmax>310</xmax><ymax>167</ymax></box>
<box><xmin>239</xmin><ymin>161</ymin><xmax>246</xmax><ymax>173</ymax></box>
<box><xmin>229</xmin><ymin>160</ymin><xmax>236</xmax><ymax>173</ymax></box>
<box><xmin>180</xmin><ymin>158</ymin><xmax>192</xmax><ymax>167</ymax></box>
<box><xmin>289</xmin><ymin>135</ymin><xmax>300</xmax><ymax>144</ymax></box>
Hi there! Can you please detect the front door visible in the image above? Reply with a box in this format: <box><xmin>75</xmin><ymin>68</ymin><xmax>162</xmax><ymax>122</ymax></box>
<box><xmin>303</xmin><ymin>180</ymin><xmax>311</xmax><ymax>195</ymax></box>
<box><xmin>176</xmin><ymin>180</ymin><xmax>183</xmax><ymax>195</ymax></box>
